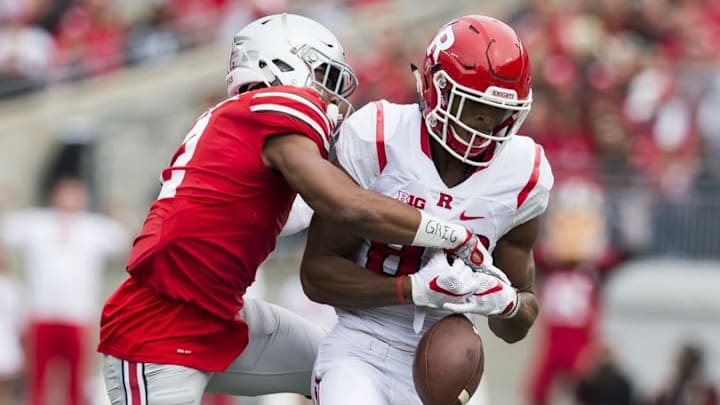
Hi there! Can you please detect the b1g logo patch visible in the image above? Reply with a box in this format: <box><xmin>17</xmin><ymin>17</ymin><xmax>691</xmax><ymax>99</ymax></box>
<box><xmin>397</xmin><ymin>190</ymin><xmax>426</xmax><ymax>209</ymax></box>
<box><xmin>397</xmin><ymin>190</ymin><xmax>455</xmax><ymax>210</ymax></box>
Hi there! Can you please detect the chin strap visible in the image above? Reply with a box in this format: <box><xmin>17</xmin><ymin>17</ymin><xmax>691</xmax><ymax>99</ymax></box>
<box><xmin>325</xmin><ymin>103</ymin><xmax>339</xmax><ymax>126</ymax></box>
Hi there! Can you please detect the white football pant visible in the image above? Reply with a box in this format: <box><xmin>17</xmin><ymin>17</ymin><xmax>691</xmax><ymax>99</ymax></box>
<box><xmin>312</xmin><ymin>323</ymin><xmax>422</xmax><ymax>405</ymax></box>
<box><xmin>312</xmin><ymin>322</ymin><xmax>489</xmax><ymax>405</ymax></box>
<box><xmin>103</xmin><ymin>298</ymin><xmax>326</xmax><ymax>404</ymax></box>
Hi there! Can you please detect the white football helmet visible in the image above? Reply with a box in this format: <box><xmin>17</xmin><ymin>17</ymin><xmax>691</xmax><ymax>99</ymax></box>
<box><xmin>225</xmin><ymin>13</ymin><xmax>358</xmax><ymax>120</ymax></box>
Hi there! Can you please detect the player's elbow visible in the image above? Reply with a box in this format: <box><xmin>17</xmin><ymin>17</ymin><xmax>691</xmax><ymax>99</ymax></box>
<box><xmin>300</xmin><ymin>262</ymin><xmax>325</xmax><ymax>304</ymax></box>
<box><xmin>299</xmin><ymin>267</ymin><xmax>316</xmax><ymax>297</ymax></box>
<box><xmin>488</xmin><ymin>317</ymin><xmax>531</xmax><ymax>344</ymax></box>
<box><xmin>498</xmin><ymin>329</ymin><xmax>529</xmax><ymax>344</ymax></box>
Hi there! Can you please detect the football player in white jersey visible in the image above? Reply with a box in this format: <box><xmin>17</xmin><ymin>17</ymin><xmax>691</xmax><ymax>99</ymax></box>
<box><xmin>299</xmin><ymin>15</ymin><xmax>554</xmax><ymax>405</ymax></box>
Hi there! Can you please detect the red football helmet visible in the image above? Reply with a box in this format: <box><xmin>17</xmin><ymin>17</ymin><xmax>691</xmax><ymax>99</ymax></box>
<box><xmin>421</xmin><ymin>15</ymin><xmax>532</xmax><ymax>166</ymax></box>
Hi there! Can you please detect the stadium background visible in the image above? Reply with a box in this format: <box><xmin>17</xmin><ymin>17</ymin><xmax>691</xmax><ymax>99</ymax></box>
<box><xmin>0</xmin><ymin>0</ymin><xmax>719</xmax><ymax>404</ymax></box>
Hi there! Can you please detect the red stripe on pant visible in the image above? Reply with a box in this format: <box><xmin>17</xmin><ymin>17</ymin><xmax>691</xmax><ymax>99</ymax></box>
<box><xmin>127</xmin><ymin>361</ymin><xmax>142</xmax><ymax>405</ymax></box>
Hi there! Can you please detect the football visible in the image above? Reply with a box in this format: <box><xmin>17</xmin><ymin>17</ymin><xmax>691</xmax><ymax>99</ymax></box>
<box><xmin>413</xmin><ymin>314</ymin><xmax>484</xmax><ymax>405</ymax></box>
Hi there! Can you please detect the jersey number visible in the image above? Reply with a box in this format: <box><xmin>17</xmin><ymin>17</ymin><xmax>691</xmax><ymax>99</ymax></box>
<box><xmin>157</xmin><ymin>112</ymin><xmax>212</xmax><ymax>199</ymax></box>
<box><xmin>365</xmin><ymin>234</ymin><xmax>490</xmax><ymax>276</ymax></box>
<box><xmin>366</xmin><ymin>242</ymin><xmax>425</xmax><ymax>276</ymax></box>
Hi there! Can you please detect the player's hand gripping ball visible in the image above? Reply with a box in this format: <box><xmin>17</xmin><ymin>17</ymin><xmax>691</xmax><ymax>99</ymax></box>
<box><xmin>413</xmin><ymin>314</ymin><xmax>484</xmax><ymax>405</ymax></box>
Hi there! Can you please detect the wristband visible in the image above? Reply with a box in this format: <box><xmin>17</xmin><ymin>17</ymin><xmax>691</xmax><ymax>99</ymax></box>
<box><xmin>501</xmin><ymin>291</ymin><xmax>522</xmax><ymax>319</ymax></box>
<box><xmin>411</xmin><ymin>211</ymin><xmax>467</xmax><ymax>249</ymax></box>
<box><xmin>396</xmin><ymin>275</ymin><xmax>408</xmax><ymax>304</ymax></box>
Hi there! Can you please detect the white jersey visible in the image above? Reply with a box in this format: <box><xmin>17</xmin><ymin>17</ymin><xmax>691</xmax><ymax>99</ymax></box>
<box><xmin>334</xmin><ymin>100</ymin><xmax>554</xmax><ymax>349</ymax></box>
<box><xmin>1</xmin><ymin>208</ymin><xmax>129</xmax><ymax>324</ymax></box>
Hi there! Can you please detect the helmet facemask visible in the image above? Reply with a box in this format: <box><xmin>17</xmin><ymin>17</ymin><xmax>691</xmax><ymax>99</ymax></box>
<box><xmin>295</xmin><ymin>44</ymin><xmax>358</xmax><ymax>124</ymax></box>
<box><xmin>425</xmin><ymin>69</ymin><xmax>532</xmax><ymax>167</ymax></box>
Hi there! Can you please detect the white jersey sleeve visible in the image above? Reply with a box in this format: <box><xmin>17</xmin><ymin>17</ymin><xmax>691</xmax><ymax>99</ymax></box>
<box><xmin>514</xmin><ymin>144</ymin><xmax>554</xmax><ymax>226</ymax></box>
<box><xmin>279</xmin><ymin>195</ymin><xmax>314</xmax><ymax>237</ymax></box>
<box><xmin>334</xmin><ymin>102</ymin><xmax>383</xmax><ymax>188</ymax></box>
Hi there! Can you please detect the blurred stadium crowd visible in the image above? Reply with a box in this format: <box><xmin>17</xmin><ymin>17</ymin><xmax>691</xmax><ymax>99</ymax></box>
<box><xmin>1</xmin><ymin>0</ymin><xmax>719</xmax><ymax>404</ymax></box>
<box><xmin>4</xmin><ymin>0</ymin><xmax>720</xmax><ymax>256</ymax></box>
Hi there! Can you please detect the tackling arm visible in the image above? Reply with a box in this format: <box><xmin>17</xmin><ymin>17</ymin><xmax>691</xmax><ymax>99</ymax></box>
<box><xmin>487</xmin><ymin>216</ymin><xmax>541</xmax><ymax>343</ymax></box>
<box><xmin>263</xmin><ymin>134</ymin><xmax>469</xmax><ymax>250</ymax></box>
<box><xmin>300</xmin><ymin>214</ymin><xmax>413</xmax><ymax>309</ymax></box>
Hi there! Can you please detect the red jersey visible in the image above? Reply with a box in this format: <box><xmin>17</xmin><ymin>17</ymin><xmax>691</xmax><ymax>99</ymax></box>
<box><xmin>98</xmin><ymin>86</ymin><xmax>334</xmax><ymax>372</ymax></box>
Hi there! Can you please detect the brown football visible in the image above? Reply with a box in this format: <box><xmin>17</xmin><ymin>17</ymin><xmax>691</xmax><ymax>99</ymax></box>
<box><xmin>413</xmin><ymin>314</ymin><xmax>484</xmax><ymax>405</ymax></box>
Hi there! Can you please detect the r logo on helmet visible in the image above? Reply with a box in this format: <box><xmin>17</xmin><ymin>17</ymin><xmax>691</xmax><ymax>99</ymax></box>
<box><xmin>427</xmin><ymin>26</ymin><xmax>455</xmax><ymax>63</ymax></box>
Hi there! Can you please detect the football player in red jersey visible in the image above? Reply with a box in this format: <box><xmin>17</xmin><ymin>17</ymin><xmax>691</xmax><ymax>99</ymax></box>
<box><xmin>97</xmin><ymin>13</ymin><xmax>490</xmax><ymax>404</ymax></box>
<box><xmin>300</xmin><ymin>15</ymin><xmax>554</xmax><ymax>404</ymax></box>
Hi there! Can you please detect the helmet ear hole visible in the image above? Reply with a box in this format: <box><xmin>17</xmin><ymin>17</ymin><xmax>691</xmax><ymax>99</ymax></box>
<box><xmin>238</xmin><ymin>82</ymin><xmax>267</xmax><ymax>93</ymax></box>
<box><xmin>272</xmin><ymin>59</ymin><xmax>295</xmax><ymax>72</ymax></box>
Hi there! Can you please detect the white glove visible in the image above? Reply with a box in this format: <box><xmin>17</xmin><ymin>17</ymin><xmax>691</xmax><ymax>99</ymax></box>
<box><xmin>450</xmin><ymin>233</ymin><xmax>511</xmax><ymax>284</ymax></box>
<box><xmin>410</xmin><ymin>252</ymin><xmax>480</xmax><ymax>309</ymax></box>
<box><xmin>442</xmin><ymin>269</ymin><xmax>520</xmax><ymax>318</ymax></box>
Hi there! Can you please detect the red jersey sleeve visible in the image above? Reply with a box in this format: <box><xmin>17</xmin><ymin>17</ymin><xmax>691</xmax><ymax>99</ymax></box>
<box><xmin>246</xmin><ymin>86</ymin><xmax>334</xmax><ymax>157</ymax></box>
